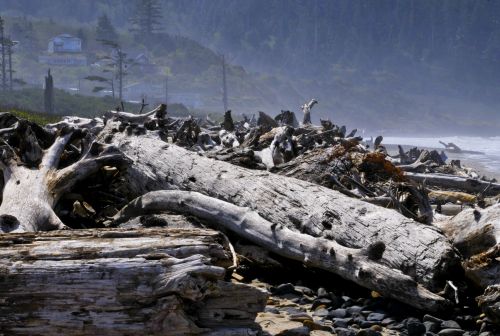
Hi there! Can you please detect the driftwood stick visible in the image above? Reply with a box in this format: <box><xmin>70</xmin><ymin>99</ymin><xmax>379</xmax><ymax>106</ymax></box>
<box><xmin>105</xmin><ymin>104</ymin><xmax>166</xmax><ymax>123</ymax></box>
<box><xmin>405</xmin><ymin>172</ymin><xmax>500</xmax><ymax>196</ymax></box>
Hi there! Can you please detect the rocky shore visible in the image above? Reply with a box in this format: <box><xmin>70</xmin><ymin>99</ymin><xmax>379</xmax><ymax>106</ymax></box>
<box><xmin>239</xmin><ymin>268</ymin><xmax>499</xmax><ymax>336</ymax></box>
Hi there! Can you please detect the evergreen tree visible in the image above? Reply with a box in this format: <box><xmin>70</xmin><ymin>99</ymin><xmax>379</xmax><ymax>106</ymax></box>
<box><xmin>96</xmin><ymin>14</ymin><xmax>118</xmax><ymax>43</ymax></box>
<box><xmin>129</xmin><ymin>0</ymin><xmax>163</xmax><ymax>40</ymax></box>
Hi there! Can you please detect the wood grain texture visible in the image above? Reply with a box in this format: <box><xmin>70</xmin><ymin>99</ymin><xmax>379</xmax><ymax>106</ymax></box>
<box><xmin>0</xmin><ymin>228</ymin><xmax>268</xmax><ymax>335</ymax></box>
<box><xmin>103</xmin><ymin>126</ymin><xmax>459</xmax><ymax>298</ymax></box>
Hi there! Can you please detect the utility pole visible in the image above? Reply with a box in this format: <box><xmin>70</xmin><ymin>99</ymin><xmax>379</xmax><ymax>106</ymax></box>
<box><xmin>221</xmin><ymin>54</ymin><xmax>228</xmax><ymax>112</ymax></box>
<box><xmin>0</xmin><ymin>17</ymin><xmax>6</xmax><ymax>91</ymax></box>
<box><xmin>164</xmin><ymin>75</ymin><xmax>168</xmax><ymax>104</ymax></box>
<box><xmin>114</xmin><ymin>48</ymin><xmax>128</xmax><ymax>102</ymax></box>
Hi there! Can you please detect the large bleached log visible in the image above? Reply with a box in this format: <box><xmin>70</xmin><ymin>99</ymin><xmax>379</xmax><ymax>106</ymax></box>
<box><xmin>104</xmin><ymin>127</ymin><xmax>460</xmax><ymax>311</ymax></box>
<box><xmin>111</xmin><ymin>190</ymin><xmax>451</xmax><ymax>311</ymax></box>
<box><xmin>405</xmin><ymin>172</ymin><xmax>500</xmax><ymax>196</ymax></box>
<box><xmin>0</xmin><ymin>227</ymin><xmax>267</xmax><ymax>335</ymax></box>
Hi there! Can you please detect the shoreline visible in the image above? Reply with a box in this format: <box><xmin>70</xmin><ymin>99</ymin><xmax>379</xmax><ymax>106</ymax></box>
<box><xmin>385</xmin><ymin>144</ymin><xmax>500</xmax><ymax>181</ymax></box>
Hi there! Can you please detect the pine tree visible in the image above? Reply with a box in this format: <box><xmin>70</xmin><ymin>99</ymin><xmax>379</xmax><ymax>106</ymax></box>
<box><xmin>129</xmin><ymin>0</ymin><xmax>163</xmax><ymax>41</ymax></box>
<box><xmin>96</xmin><ymin>14</ymin><xmax>118</xmax><ymax>43</ymax></box>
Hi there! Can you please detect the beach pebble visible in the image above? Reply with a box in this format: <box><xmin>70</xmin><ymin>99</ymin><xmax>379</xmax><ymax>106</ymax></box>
<box><xmin>334</xmin><ymin>327</ymin><xmax>357</xmax><ymax>336</ymax></box>
<box><xmin>273</xmin><ymin>283</ymin><xmax>297</xmax><ymax>295</ymax></box>
<box><xmin>407</xmin><ymin>317</ymin><xmax>426</xmax><ymax>336</ymax></box>
<box><xmin>356</xmin><ymin>329</ymin><xmax>382</xmax><ymax>336</ymax></box>
<box><xmin>367</xmin><ymin>312</ymin><xmax>386</xmax><ymax>321</ymax></box>
<box><xmin>441</xmin><ymin>321</ymin><xmax>461</xmax><ymax>330</ymax></box>
<box><xmin>329</xmin><ymin>308</ymin><xmax>347</xmax><ymax>318</ymax></box>
<box><xmin>437</xmin><ymin>329</ymin><xmax>465</xmax><ymax>336</ymax></box>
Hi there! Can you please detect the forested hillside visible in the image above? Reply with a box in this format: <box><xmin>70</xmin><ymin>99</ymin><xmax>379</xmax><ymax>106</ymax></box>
<box><xmin>1</xmin><ymin>0</ymin><xmax>499</xmax><ymax>134</ymax></box>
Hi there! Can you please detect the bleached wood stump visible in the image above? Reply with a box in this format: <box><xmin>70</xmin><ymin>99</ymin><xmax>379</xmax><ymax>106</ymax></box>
<box><xmin>0</xmin><ymin>227</ymin><xmax>267</xmax><ymax>335</ymax></box>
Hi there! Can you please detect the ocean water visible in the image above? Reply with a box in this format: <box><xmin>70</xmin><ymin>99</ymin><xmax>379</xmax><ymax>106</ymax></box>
<box><xmin>383</xmin><ymin>136</ymin><xmax>500</xmax><ymax>179</ymax></box>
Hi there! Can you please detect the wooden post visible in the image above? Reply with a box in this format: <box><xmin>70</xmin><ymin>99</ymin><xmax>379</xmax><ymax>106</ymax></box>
<box><xmin>222</xmin><ymin>54</ymin><xmax>228</xmax><ymax>112</ymax></box>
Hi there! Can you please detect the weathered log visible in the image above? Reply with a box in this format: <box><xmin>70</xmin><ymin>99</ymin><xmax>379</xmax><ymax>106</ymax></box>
<box><xmin>110</xmin><ymin>190</ymin><xmax>451</xmax><ymax>311</ymax></box>
<box><xmin>435</xmin><ymin>204</ymin><xmax>499</xmax><ymax>288</ymax></box>
<box><xmin>103</xmin><ymin>125</ymin><xmax>460</xmax><ymax>310</ymax></box>
<box><xmin>0</xmin><ymin>227</ymin><xmax>268</xmax><ymax>335</ymax></box>
<box><xmin>405</xmin><ymin>172</ymin><xmax>500</xmax><ymax>196</ymax></box>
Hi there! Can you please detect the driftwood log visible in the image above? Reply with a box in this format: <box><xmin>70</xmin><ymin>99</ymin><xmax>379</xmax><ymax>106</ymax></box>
<box><xmin>436</xmin><ymin>204</ymin><xmax>500</xmax><ymax>289</ymax></box>
<box><xmin>0</xmin><ymin>227</ymin><xmax>267</xmax><ymax>335</ymax></box>
<box><xmin>99</xmin><ymin>120</ymin><xmax>460</xmax><ymax>311</ymax></box>
<box><xmin>0</xmin><ymin>107</ymin><xmax>477</xmax><ymax>329</ymax></box>
<box><xmin>405</xmin><ymin>172</ymin><xmax>500</xmax><ymax>196</ymax></box>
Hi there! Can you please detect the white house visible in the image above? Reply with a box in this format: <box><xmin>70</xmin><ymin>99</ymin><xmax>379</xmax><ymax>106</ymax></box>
<box><xmin>48</xmin><ymin>34</ymin><xmax>82</xmax><ymax>53</ymax></box>
<box><xmin>39</xmin><ymin>34</ymin><xmax>87</xmax><ymax>66</ymax></box>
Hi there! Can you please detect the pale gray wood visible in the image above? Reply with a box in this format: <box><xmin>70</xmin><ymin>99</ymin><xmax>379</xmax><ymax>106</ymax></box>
<box><xmin>101</xmin><ymin>123</ymin><xmax>459</xmax><ymax>309</ymax></box>
<box><xmin>435</xmin><ymin>204</ymin><xmax>499</xmax><ymax>288</ymax></box>
<box><xmin>0</xmin><ymin>227</ymin><xmax>267</xmax><ymax>335</ymax></box>
<box><xmin>111</xmin><ymin>190</ymin><xmax>452</xmax><ymax>311</ymax></box>
<box><xmin>405</xmin><ymin>172</ymin><xmax>500</xmax><ymax>196</ymax></box>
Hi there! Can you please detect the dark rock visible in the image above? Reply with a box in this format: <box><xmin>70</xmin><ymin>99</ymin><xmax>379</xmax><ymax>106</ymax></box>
<box><xmin>298</xmin><ymin>296</ymin><xmax>313</xmax><ymax>305</ymax></box>
<box><xmin>424</xmin><ymin>321</ymin><xmax>440</xmax><ymax>333</ymax></box>
<box><xmin>360</xmin><ymin>321</ymin><xmax>379</xmax><ymax>328</ymax></box>
<box><xmin>441</xmin><ymin>321</ymin><xmax>461</xmax><ymax>330</ymax></box>
<box><xmin>335</xmin><ymin>327</ymin><xmax>357</xmax><ymax>336</ymax></box>
<box><xmin>333</xmin><ymin>317</ymin><xmax>353</xmax><ymax>328</ymax></box>
<box><xmin>329</xmin><ymin>308</ymin><xmax>348</xmax><ymax>318</ymax></box>
<box><xmin>367</xmin><ymin>313</ymin><xmax>386</xmax><ymax>322</ymax></box>
<box><xmin>294</xmin><ymin>285</ymin><xmax>315</xmax><ymax>296</ymax></box>
<box><xmin>265</xmin><ymin>307</ymin><xmax>280</xmax><ymax>314</ymax></box>
<box><xmin>387</xmin><ymin>322</ymin><xmax>406</xmax><ymax>331</ymax></box>
<box><xmin>370</xmin><ymin>325</ymin><xmax>383</xmax><ymax>332</ymax></box>
<box><xmin>303</xmin><ymin>320</ymin><xmax>334</xmax><ymax>332</ymax></box>
<box><xmin>342</xmin><ymin>296</ymin><xmax>354</xmax><ymax>306</ymax></box>
<box><xmin>347</xmin><ymin>306</ymin><xmax>364</xmax><ymax>315</ymax></box>
<box><xmin>426</xmin><ymin>333</ymin><xmax>438</xmax><ymax>336</ymax></box>
<box><xmin>437</xmin><ymin>329</ymin><xmax>465</xmax><ymax>336</ymax></box>
<box><xmin>312</xmin><ymin>298</ymin><xmax>332</xmax><ymax>310</ymax></box>
<box><xmin>312</xmin><ymin>308</ymin><xmax>329</xmax><ymax>318</ymax></box>
<box><xmin>381</xmin><ymin>317</ymin><xmax>396</xmax><ymax>326</ymax></box>
<box><xmin>353</xmin><ymin>316</ymin><xmax>366</xmax><ymax>324</ymax></box>
<box><xmin>356</xmin><ymin>329</ymin><xmax>382</xmax><ymax>336</ymax></box>
<box><xmin>317</xmin><ymin>287</ymin><xmax>329</xmax><ymax>298</ymax></box>
<box><xmin>424</xmin><ymin>315</ymin><xmax>444</xmax><ymax>324</ymax></box>
<box><xmin>281</xmin><ymin>326</ymin><xmax>310</xmax><ymax>336</ymax></box>
<box><xmin>273</xmin><ymin>283</ymin><xmax>297</xmax><ymax>295</ymax></box>
<box><xmin>289</xmin><ymin>312</ymin><xmax>313</xmax><ymax>322</ymax></box>
<box><xmin>407</xmin><ymin>317</ymin><xmax>427</xmax><ymax>336</ymax></box>
<box><xmin>279</xmin><ymin>307</ymin><xmax>305</xmax><ymax>315</ymax></box>
<box><xmin>329</xmin><ymin>293</ymin><xmax>343</xmax><ymax>309</ymax></box>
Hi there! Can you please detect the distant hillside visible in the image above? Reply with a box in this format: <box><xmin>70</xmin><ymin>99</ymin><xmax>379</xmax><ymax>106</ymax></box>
<box><xmin>1</xmin><ymin>0</ymin><xmax>499</xmax><ymax>135</ymax></box>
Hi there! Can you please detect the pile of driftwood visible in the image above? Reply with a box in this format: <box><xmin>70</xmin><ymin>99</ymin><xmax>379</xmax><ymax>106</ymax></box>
<box><xmin>0</xmin><ymin>103</ymin><xmax>498</xmax><ymax>334</ymax></box>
